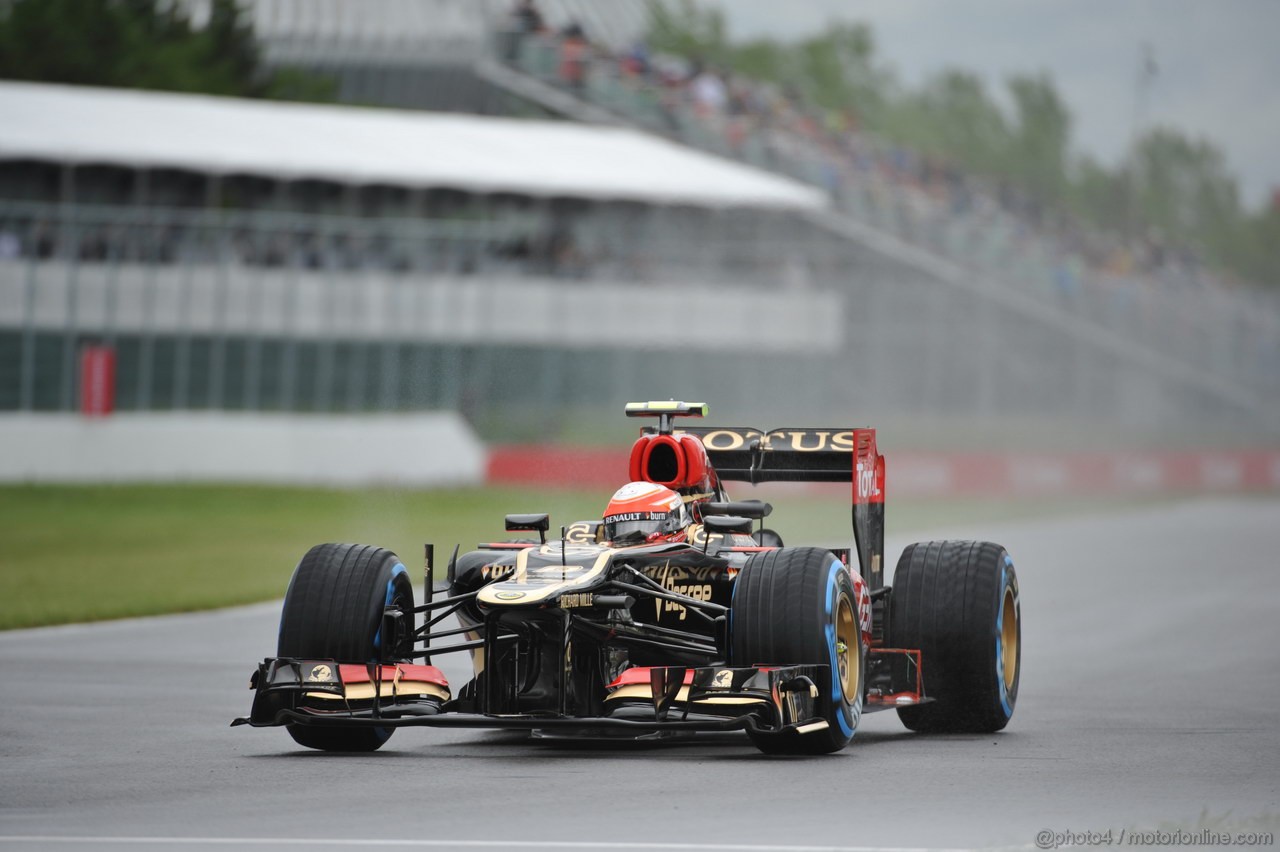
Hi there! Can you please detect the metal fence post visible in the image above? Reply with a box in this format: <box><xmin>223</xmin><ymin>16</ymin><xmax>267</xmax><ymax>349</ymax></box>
<box><xmin>18</xmin><ymin>252</ymin><xmax>37</xmax><ymax>411</ymax></box>
<box><xmin>135</xmin><ymin>203</ymin><xmax>159</xmax><ymax>412</ymax></box>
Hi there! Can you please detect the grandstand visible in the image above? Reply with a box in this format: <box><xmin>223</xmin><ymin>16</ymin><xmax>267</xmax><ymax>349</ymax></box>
<box><xmin>493</xmin><ymin>14</ymin><xmax>1280</xmax><ymax>425</ymax></box>
<box><xmin>1</xmin><ymin>0</ymin><xmax>1276</xmax><ymax>444</ymax></box>
<box><xmin>0</xmin><ymin>80</ymin><xmax>847</xmax><ymax>428</ymax></box>
<box><xmin>178</xmin><ymin>0</ymin><xmax>646</xmax><ymax>115</ymax></box>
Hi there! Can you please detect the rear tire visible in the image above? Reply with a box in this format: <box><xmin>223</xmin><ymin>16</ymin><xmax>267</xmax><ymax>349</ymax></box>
<box><xmin>277</xmin><ymin>543</ymin><xmax>414</xmax><ymax>752</ymax></box>
<box><xmin>889</xmin><ymin>540</ymin><xmax>1019</xmax><ymax>733</ymax></box>
<box><xmin>730</xmin><ymin>547</ymin><xmax>865</xmax><ymax>754</ymax></box>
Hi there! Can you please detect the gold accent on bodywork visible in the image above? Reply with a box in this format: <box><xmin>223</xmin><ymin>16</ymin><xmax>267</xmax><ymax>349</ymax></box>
<box><xmin>304</xmin><ymin>665</ymin><xmax>450</xmax><ymax>701</ymax></box>
<box><xmin>564</xmin><ymin>521</ymin><xmax>602</xmax><ymax>544</ymax></box>
<box><xmin>477</xmin><ymin>547</ymin><xmax>617</xmax><ymax>607</ymax></box>
<box><xmin>673</xmin><ymin>428</ymin><xmax>855</xmax><ymax>453</ymax></box>
<box><xmin>305</xmin><ymin>680</ymin><xmax>450</xmax><ymax>703</ymax></box>
<box><xmin>604</xmin><ymin>684</ymin><xmax>765</xmax><ymax>706</ymax></box>
<box><xmin>463</xmin><ymin>627</ymin><xmax>484</xmax><ymax>676</ymax></box>
<box><xmin>686</xmin><ymin>524</ymin><xmax>755</xmax><ymax>550</ymax></box>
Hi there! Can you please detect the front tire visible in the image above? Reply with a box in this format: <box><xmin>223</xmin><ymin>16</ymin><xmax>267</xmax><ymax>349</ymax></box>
<box><xmin>889</xmin><ymin>540</ymin><xmax>1020</xmax><ymax>733</ymax></box>
<box><xmin>730</xmin><ymin>547</ymin><xmax>865</xmax><ymax>754</ymax></box>
<box><xmin>277</xmin><ymin>543</ymin><xmax>414</xmax><ymax>752</ymax></box>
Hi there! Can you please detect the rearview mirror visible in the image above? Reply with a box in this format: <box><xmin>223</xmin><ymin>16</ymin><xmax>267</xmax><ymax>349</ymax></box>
<box><xmin>505</xmin><ymin>513</ymin><xmax>550</xmax><ymax>544</ymax></box>
<box><xmin>701</xmin><ymin>500</ymin><xmax>772</xmax><ymax>520</ymax></box>
<box><xmin>703</xmin><ymin>515</ymin><xmax>753</xmax><ymax>535</ymax></box>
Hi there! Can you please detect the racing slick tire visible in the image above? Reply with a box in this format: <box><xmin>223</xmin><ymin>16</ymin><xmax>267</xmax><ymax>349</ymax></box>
<box><xmin>889</xmin><ymin>540</ymin><xmax>1020</xmax><ymax>733</ymax></box>
<box><xmin>730</xmin><ymin>547</ymin><xmax>865</xmax><ymax>755</ymax></box>
<box><xmin>277</xmin><ymin>543</ymin><xmax>414</xmax><ymax>752</ymax></box>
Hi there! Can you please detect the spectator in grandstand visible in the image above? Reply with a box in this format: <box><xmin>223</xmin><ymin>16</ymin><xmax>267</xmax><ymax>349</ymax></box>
<box><xmin>296</xmin><ymin>230</ymin><xmax>324</xmax><ymax>270</ymax></box>
<box><xmin>511</xmin><ymin>0</ymin><xmax>543</xmax><ymax>33</ymax></box>
<box><xmin>502</xmin><ymin>0</ymin><xmax>545</xmax><ymax>61</ymax></box>
<box><xmin>77</xmin><ymin>227</ymin><xmax>109</xmax><ymax>262</ymax></box>
<box><xmin>620</xmin><ymin>41</ymin><xmax>651</xmax><ymax>78</ymax></box>
<box><xmin>31</xmin><ymin>220</ymin><xmax>55</xmax><ymax>259</ymax></box>
<box><xmin>548</xmin><ymin>225</ymin><xmax>586</xmax><ymax>279</ymax></box>
<box><xmin>1052</xmin><ymin>249</ymin><xmax>1082</xmax><ymax>305</ymax></box>
<box><xmin>559</xmin><ymin>22</ymin><xmax>589</xmax><ymax>93</ymax></box>
<box><xmin>689</xmin><ymin>63</ymin><xmax>728</xmax><ymax>116</ymax></box>
<box><xmin>494</xmin><ymin>19</ymin><xmax>1256</xmax><ymax>309</ymax></box>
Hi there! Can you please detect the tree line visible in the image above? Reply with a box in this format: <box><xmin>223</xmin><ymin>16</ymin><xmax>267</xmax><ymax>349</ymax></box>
<box><xmin>649</xmin><ymin>1</ymin><xmax>1277</xmax><ymax>289</ymax></box>
<box><xmin>0</xmin><ymin>0</ymin><xmax>332</xmax><ymax>101</ymax></box>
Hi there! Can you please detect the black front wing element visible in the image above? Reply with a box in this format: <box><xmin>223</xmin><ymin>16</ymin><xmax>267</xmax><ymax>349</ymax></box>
<box><xmin>233</xmin><ymin>658</ymin><xmax>832</xmax><ymax>737</ymax></box>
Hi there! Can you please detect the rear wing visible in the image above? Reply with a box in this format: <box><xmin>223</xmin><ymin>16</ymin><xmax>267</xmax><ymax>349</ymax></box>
<box><xmin>658</xmin><ymin>426</ymin><xmax>886</xmax><ymax>589</ymax></box>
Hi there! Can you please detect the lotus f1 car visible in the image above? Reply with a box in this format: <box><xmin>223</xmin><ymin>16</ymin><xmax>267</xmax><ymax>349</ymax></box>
<box><xmin>234</xmin><ymin>401</ymin><xmax>1021</xmax><ymax>754</ymax></box>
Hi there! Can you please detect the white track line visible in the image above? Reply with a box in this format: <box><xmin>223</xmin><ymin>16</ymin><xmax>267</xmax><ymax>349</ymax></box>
<box><xmin>0</xmin><ymin>837</ymin><xmax>1026</xmax><ymax>852</ymax></box>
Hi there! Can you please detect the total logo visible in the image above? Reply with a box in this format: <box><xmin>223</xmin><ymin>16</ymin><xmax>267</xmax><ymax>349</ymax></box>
<box><xmin>856</xmin><ymin>461</ymin><xmax>881</xmax><ymax>501</ymax></box>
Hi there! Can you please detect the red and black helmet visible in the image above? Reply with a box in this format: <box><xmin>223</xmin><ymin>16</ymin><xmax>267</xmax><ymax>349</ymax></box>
<box><xmin>602</xmin><ymin>482</ymin><xmax>690</xmax><ymax>545</ymax></box>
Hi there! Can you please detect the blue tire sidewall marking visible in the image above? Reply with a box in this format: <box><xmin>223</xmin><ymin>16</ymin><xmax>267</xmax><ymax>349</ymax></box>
<box><xmin>373</xmin><ymin>562</ymin><xmax>407</xmax><ymax>742</ymax></box>
<box><xmin>995</xmin><ymin>553</ymin><xmax>1015</xmax><ymax>718</ymax></box>
<box><xmin>825</xmin><ymin>559</ymin><xmax>859</xmax><ymax>738</ymax></box>
<box><xmin>373</xmin><ymin>562</ymin><xmax>409</xmax><ymax>651</ymax></box>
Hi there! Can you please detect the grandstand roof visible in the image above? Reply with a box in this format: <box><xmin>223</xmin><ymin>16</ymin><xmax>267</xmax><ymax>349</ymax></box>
<box><xmin>0</xmin><ymin>82</ymin><xmax>826</xmax><ymax>211</ymax></box>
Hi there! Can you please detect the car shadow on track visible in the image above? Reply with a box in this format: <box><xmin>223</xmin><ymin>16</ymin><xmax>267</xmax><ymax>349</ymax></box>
<box><xmin>239</xmin><ymin>728</ymin><xmax>929</xmax><ymax>761</ymax></box>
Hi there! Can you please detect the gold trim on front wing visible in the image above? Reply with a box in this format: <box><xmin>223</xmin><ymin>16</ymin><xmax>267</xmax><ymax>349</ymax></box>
<box><xmin>604</xmin><ymin>684</ymin><xmax>766</xmax><ymax>706</ymax></box>
<box><xmin>305</xmin><ymin>681</ymin><xmax>450</xmax><ymax>703</ymax></box>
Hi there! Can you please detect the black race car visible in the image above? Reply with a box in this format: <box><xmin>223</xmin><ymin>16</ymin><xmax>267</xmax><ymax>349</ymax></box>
<box><xmin>235</xmin><ymin>401</ymin><xmax>1021</xmax><ymax>754</ymax></box>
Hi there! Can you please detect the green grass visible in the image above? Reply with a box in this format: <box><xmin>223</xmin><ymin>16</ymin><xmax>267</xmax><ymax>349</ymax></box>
<box><xmin>0</xmin><ymin>484</ymin><xmax>1163</xmax><ymax>630</ymax></box>
<box><xmin>0</xmin><ymin>485</ymin><xmax>597</xmax><ymax>631</ymax></box>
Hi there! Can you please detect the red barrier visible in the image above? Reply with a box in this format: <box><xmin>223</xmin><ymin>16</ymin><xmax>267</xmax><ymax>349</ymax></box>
<box><xmin>79</xmin><ymin>346</ymin><xmax>116</xmax><ymax>417</ymax></box>
<box><xmin>487</xmin><ymin>445</ymin><xmax>625</xmax><ymax>489</ymax></box>
<box><xmin>488</xmin><ymin>445</ymin><xmax>1280</xmax><ymax>496</ymax></box>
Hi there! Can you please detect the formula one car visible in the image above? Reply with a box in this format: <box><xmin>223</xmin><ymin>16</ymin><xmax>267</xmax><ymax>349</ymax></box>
<box><xmin>235</xmin><ymin>401</ymin><xmax>1021</xmax><ymax>754</ymax></box>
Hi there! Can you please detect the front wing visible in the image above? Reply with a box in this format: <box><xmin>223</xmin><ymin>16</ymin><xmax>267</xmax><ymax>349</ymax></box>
<box><xmin>233</xmin><ymin>658</ymin><xmax>833</xmax><ymax>737</ymax></box>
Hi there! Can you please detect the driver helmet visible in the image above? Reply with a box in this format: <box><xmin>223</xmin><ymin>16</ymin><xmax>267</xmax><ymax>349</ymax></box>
<box><xmin>603</xmin><ymin>481</ymin><xmax>690</xmax><ymax>545</ymax></box>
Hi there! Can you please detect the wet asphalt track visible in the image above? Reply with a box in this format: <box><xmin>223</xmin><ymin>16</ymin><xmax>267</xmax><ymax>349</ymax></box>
<box><xmin>2</xmin><ymin>497</ymin><xmax>1278</xmax><ymax>852</ymax></box>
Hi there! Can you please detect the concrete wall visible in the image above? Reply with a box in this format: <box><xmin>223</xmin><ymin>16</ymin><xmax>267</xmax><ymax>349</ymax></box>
<box><xmin>0</xmin><ymin>412</ymin><xmax>486</xmax><ymax>487</ymax></box>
